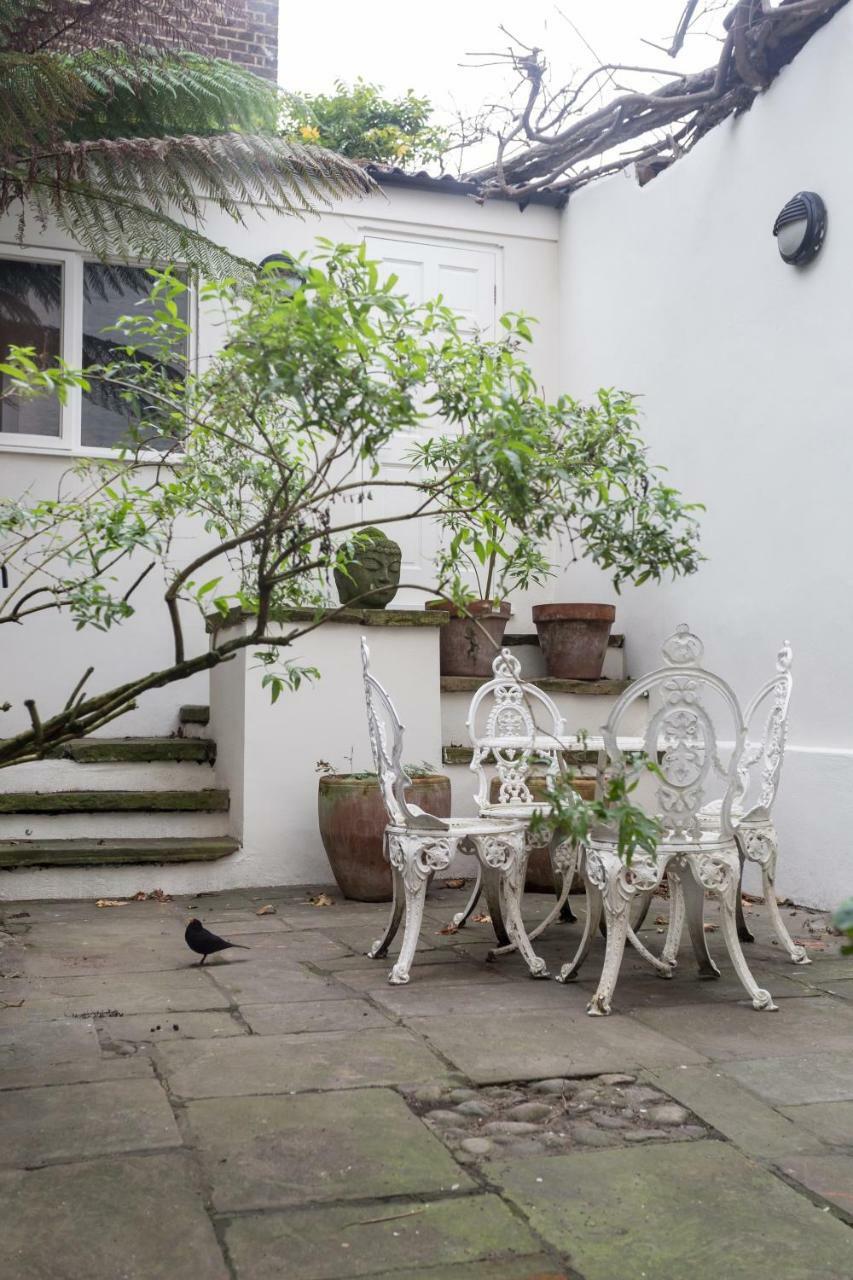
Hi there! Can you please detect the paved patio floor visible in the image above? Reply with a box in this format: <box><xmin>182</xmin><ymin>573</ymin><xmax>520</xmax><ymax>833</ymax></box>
<box><xmin>1</xmin><ymin>882</ymin><xmax>852</xmax><ymax>1279</ymax></box>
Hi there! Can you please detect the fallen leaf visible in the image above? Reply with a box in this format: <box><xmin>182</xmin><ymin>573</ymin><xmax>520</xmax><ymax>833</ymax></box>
<box><xmin>703</xmin><ymin>922</ymin><xmax>718</xmax><ymax>933</ymax></box>
<box><xmin>149</xmin><ymin>888</ymin><xmax>172</xmax><ymax>902</ymax></box>
<box><xmin>795</xmin><ymin>938</ymin><xmax>826</xmax><ymax>950</ymax></box>
<box><xmin>438</xmin><ymin>923</ymin><xmax>459</xmax><ymax>935</ymax></box>
<box><xmin>255</xmin><ymin>904</ymin><xmax>276</xmax><ymax>916</ymax></box>
<box><xmin>445</xmin><ymin>877</ymin><xmax>467</xmax><ymax>889</ymax></box>
<box><xmin>654</xmin><ymin>915</ymin><xmax>667</xmax><ymax>925</ymax></box>
<box><xmin>306</xmin><ymin>893</ymin><xmax>335</xmax><ymax>907</ymax></box>
<box><xmin>95</xmin><ymin>899</ymin><xmax>128</xmax><ymax>908</ymax></box>
<box><xmin>471</xmin><ymin>913</ymin><xmax>492</xmax><ymax>925</ymax></box>
<box><xmin>0</xmin><ymin>998</ymin><xmax>24</xmax><ymax>1008</ymax></box>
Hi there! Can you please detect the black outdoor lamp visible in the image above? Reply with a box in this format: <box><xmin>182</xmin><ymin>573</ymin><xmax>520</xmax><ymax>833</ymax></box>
<box><xmin>258</xmin><ymin>251</ymin><xmax>306</xmax><ymax>292</ymax></box>
<box><xmin>772</xmin><ymin>191</ymin><xmax>827</xmax><ymax>265</ymax></box>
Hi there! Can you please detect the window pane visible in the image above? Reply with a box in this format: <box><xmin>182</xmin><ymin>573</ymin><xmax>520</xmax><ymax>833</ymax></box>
<box><xmin>82</xmin><ymin>263</ymin><xmax>188</xmax><ymax>450</ymax></box>
<box><xmin>0</xmin><ymin>258</ymin><xmax>62</xmax><ymax>437</ymax></box>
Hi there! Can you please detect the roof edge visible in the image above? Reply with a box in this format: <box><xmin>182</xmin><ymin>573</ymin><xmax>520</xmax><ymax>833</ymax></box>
<box><xmin>365</xmin><ymin>164</ymin><xmax>568</xmax><ymax>210</ymax></box>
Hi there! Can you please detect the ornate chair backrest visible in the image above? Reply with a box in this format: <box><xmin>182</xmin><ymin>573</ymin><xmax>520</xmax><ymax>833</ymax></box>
<box><xmin>360</xmin><ymin>638</ymin><xmax>448</xmax><ymax>831</ymax></box>
<box><xmin>734</xmin><ymin>643</ymin><xmax>793</xmax><ymax>820</ymax></box>
<box><xmin>601</xmin><ymin>624</ymin><xmax>745</xmax><ymax>842</ymax></box>
<box><xmin>467</xmin><ymin>648</ymin><xmax>566</xmax><ymax>811</ymax></box>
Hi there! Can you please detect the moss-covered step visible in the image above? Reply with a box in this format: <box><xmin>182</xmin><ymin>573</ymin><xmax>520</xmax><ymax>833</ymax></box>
<box><xmin>64</xmin><ymin>737</ymin><xmax>216</xmax><ymax>764</ymax></box>
<box><xmin>442</xmin><ymin>744</ymin><xmax>602</xmax><ymax>767</ymax></box>
<box><xmin>441</xmin><ymin>676</ymin><xmax>631</xmax><ymax>695</ymax></box>
<box><xmin>179</xmin><ymin>704</ymin><xmax>210</xmax><ymax>726</ymax></box>
<box><xmin>0</xmin><ymin>836</ymin><xmax>239</xmax><ymax>869</ymax></box>
<box><xmin>0</xmin><ymin>789</ymin><xmax>229</xmax><ymax>814</ymax></box>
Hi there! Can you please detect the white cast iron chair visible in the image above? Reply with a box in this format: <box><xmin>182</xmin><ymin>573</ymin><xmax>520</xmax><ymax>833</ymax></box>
<box><xmin>449</xmin><ymin>647</ymin><xmax>580</xmax><ymax>947</ymax></box>
<box><xmin>557</xmin><ymin>624</ymin><xmax>778</xmax><ymax>1016</ymax></box>
<box><xmin>659</xmin><ymin>641</ymin><xmax>808</xmax><ymax>969</ymax></box>
<box><xmin>361</xmin><ymin>638</ymin><xmax>549</xmax><ymax>985</ymax></box>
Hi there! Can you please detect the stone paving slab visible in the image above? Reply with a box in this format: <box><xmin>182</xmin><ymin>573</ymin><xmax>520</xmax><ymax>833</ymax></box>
<box><xmin>775</xmin><ymin>1154</ymin><xmax>853</xmax><ymax>1220</ymax></box>
<box><xmin>720</xmin><ymin>1052</ymin><xmax>853</xmax><ymax>1105</ymax></box>
<box><xmin>224</xmin><ymin>1194</ymin><xmax>543</xmax><ymax>1280</ymax></box>
<box><xmin>158</xmin><ymin>1028</ymin><xmax>457</xmax><ymax>1099</ymax></box>
<box><xmin>204</xmin><ymin>959</ymin><xmax>351</xmax><ymax>1005</ymax></box>
<box><xmin>0</xmin><ymin>1016</ymin><xmax>99</xmax><ymax>1069</ymax></box>
<box><xmin>778</xmin><ymin>1100</ymin><xmax>853</xmax><ymax>1146</ymax></box>
<box><xmin>185</xmin><ymin>1088</ymin><xmax>475</xmax><ymax>1211</ymax></box>
<box><xmin>0</xmin><ymin>1077</ymin><xmax>180</xmax><ymax>1166</ymax></box>
<box><xmin>229</xmin><ymin>929</ymin><xmax>353</xmax><ymax>960</ymax></box>
<box><xmin>572</xmin><ymin>964</ymin><xmax>815</xmax><ymax>1006</ymax></box>
<box><xmin>241</xmin><ymin>997</ymin><xmax>392</xmax><ymax>1035</ymax></box>
<box><xmin>0</xmin><ymin>967</ymin><xmax>229</xmax><ymax>1023</ymax></box>
<box><xmin>350</xmin><ymin>1261</ymin><xmax>572</xmax><ymax>1280</ymax></box>
<box><xmin>0</xmin><ymin>1053</ymin><xmax>155</xmax><ymax>1092</ymax></box>
<box><xmin>333</xmin><ymin>961</ymin><xmax>512</xmax><ymax>993</ymax></box>
<box><xmin>629</xmin><ymin>995</ymin><xmax>853</xmax><ymax>1060</ymax></box>
<box><xmin>409</xmin><ymin>1010</ymin><xmax>707</xmax><ymax>1083</ymax></box>
<box><xmin>492</xmin><ymin>1140</ymin><xmax>853</xmax><ymax>1280</ymax></box>
<box><xmin>95</xmin><ymin>1009</ymin><xmax>246</xmax><ymax>1043</ymax></box>
<box><xmin>371</xmin><ymin>976</ymin><xmax>590</xmax><ymax>1020</ymax></box>
<box><xmin>649</xmin><ymin>1065</ymin><xmax>827</xmax><ymax>1159</ymax></box>
<box><xmin>0</xmin><ymin>1153</ymin><xmax>229</xmax><ymax>1279</ymax></box>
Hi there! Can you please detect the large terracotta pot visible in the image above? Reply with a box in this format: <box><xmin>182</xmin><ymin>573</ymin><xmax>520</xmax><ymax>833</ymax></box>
<box><xmin>426</xmin><ymin>600</ymin><xmax>511</xmax><ymax>677</ymax></box>
<box><xmin>532</xmin><ymin>603</ymin><xmax>616</xmax><ymax>680</ymax></box>
<box><xmin>488</xmin><ymin>774</ymin><xmax>596</xmax><ymax>892</ymax></box>
<box><xmin>318</xmin><ymin>773</ymin><xmax>451</xmax><ymax>901</ymax></box>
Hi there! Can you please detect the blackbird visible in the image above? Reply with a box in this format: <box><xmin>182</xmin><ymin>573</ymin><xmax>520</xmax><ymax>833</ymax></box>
<box><xmin>185</xmin><ymin>918</ymin><xmax>249</xmax><ymax>965</ymax></box>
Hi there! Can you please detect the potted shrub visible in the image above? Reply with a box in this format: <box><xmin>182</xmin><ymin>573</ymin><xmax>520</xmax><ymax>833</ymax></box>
<box><xmin>317</xmin><ymin>761</ymin><xmax>450</xmax><ymax>901</ymax></box>
<box><xmin>427</xmin><ymin>525</ymin><xmax>551</xmax><ymax>677</ymax></box>
<box><xmin>532</xmin><ymin>602</ymin><xmax>616</xmax><ymax>680</ymax></box>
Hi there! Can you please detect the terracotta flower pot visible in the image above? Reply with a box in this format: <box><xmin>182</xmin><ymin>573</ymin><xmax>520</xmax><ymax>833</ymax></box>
<box><xmin>532</xmin><ymin>603</ymin><xmax>616</xmax><ymax>680</ymax></box>
<box><xmin>488</xmin><ymin>774</ymin><xmax>595</xmax><ymax>892</ymax></box>
<box><xmin>318</xmin><ymin>773</ymin><xmax>451</xmax><ymax>902</ymax></box>
<box><xmin>426</xmin><ymin>600</ymin><xmax>511</xmax><ymax>677</ymax></box>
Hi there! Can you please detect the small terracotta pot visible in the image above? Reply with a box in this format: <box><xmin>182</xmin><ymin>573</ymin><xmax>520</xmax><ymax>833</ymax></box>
<box><xmin>318</xmin><ymin>774</ymin><xmax>451</xmax><ymax>902</ymax></box>
<box><xmin>488</xmin><ymin>774</ymin><xmax>595</xmax><ymax>892</ymax></box>
<box><xmin>426</xmin><ymin>600</ymin><xmax>511</xmax><ymax>677</ymax></box>
<box><xmin>532</xmin><ymin>603</ymin><xmax>616</xmax><ymax>680</ymax></box>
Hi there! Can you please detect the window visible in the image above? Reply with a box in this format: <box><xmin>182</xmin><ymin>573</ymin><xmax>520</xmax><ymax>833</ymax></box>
<box><xmin>0</xmin><ymin>247</ymin><xmax>191</xmax><ymax>453</ymax></box>
<box><xmin>0</xmin><ymin>257</ymin><xmax>63</xmax><ymax>437</ymax></box>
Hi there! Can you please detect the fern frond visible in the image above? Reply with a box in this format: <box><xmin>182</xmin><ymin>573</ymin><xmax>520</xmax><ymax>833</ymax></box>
<box><xmin>1</xmin><ymin>0</ymin><xmax>232</xmax><ymax>55</ymax></box>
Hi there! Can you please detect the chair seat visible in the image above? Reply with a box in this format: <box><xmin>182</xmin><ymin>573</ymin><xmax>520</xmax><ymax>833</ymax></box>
<box><xmin>387</xmin><ymin>816</ymin><xmax>525</xmax><ymax>839</ymax></box>
<box><xmin>588</xmin><ymin>829</ymin><xmax>738</xmax><ymax>857</ymax></box>
<box><xmin>478</xmin><ymin>802</ymin><xmax>552</xmax><ymax>822</ymax></box>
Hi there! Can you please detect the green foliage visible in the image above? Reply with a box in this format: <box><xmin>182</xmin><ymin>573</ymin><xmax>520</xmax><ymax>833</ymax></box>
<box><xmin>0</xmin><ymin>242</ymin><xmax>702</xmax><ymax>776</ymax></box>
<box><xmin>834</xmin><ymin>898</ymin><xmax>853</xmax><ymax>955</ymax></box>
<box><xmin>529</xmin><ymin>756</ymin><xmax>663</xmax><ymax>867</ymax></box>
<box><xmin>0</xmin><ymin>2</ymin><xmax>372</xmax><ymax>279</ymax></box>
<box><xmin>281</xmin><ymin>79</ymin><xmax>449</xmax><ymax>168</ymax></box>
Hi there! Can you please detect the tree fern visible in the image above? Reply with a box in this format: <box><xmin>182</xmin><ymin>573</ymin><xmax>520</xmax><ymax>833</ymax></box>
<box><xmin>0</xmin><ymin>1</ymin><xmax>373</xmax><ymax>277</ymax></box>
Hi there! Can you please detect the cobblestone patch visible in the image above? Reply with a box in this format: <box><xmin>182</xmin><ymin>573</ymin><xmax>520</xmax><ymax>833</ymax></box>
<box><xmin>401</xmin><ymin>1073</ymin><xmax>710</xmax><ymax>1163</ymax></box>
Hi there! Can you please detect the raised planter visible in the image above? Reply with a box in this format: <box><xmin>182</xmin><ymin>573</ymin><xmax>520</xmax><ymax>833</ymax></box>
<box><xmin>318</xmin><ymin>773</ymin><xmax>451</xmax><ymax>902</ymax></box>
<box><xmin>532</xmin><ymin>603</ymin><xmax>616</xmax><ymax>680</ymax></box>
<box><xmin>426</xmin><ymin>600</ymin><xmax>511</xmax><ymax>677</ymax></box>
<box><xmin>488</xmin><ymin>773</ymin><xmax>596</xmax><ymax>892</ymax></box>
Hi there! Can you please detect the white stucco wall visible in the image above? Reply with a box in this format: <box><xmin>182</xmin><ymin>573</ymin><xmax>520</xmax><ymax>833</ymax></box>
<box><xmin>0</xmin><ymin>186</ymin><xmax>560</xmax><ymax>739</ymax></box>
<box><xmin>554</xmin><ymin>6</ymin><xmax>853</xmax><ymax>907</ymax></box>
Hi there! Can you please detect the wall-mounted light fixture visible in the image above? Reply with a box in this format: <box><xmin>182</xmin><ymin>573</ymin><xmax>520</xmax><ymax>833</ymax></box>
<box><xmin>773</xmin><ymin>191</ymin><xmax>827</xmax><ymax>266</ymax></box>
<box><xmin>258</xmin><ymin>251</ymin><xmax>305</xmax><ymax>293</ymax></box>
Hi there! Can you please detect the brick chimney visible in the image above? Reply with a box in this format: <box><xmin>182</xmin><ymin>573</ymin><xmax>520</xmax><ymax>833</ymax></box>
<box><xmin>198</xmin><ymin>0</ymin><xmax>278</xmax><ymax>82</ymax></box>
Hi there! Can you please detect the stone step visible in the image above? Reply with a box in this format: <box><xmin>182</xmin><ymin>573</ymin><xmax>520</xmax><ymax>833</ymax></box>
<box><xmin>179</xmin><ymin>704</ymin><xmax>210</xmax><ymax>727</ymax></box>
<box><xmin>442</xmin><ymin>744</ymin><xmax>603</xmax><ymax>767</ymax></box>
<box><xmin>0</xmin><ymin>789</ymin><xmax>229</xmax><ymax>815</ymax></box>
<box><xmin>63</xmin><ymin>737</ymin><xmax>216</xmax><ymax>765</ymax></box>
<box><xmin>0</xmin><ymin>836</ymin><xmax>239</xmax><ymax>869</ymax></box>
<box><xmin>440</xmin><ymin>675</ymin><xmax>630</xmax><ymax>695</ymax></box>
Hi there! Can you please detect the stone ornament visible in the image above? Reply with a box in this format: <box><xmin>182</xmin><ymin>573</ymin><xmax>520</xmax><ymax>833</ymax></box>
<box><xmin>360</xmin><ymin>637</ymin><xmax>548</xmax><ymax>984</ymax></box>
<box><xmin>334</xmin><ymin>527</ymin><xmax>402</xmax><ymax>609</ymax></box>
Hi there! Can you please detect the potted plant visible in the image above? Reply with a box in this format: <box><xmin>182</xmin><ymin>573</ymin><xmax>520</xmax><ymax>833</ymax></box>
<box><xmin>317</xmin><ymin>760</ymin><xmax>450</xmax><ymax>901</ymax></box>
<box><xmin>427</xmin><ymin>525</ymin><xmax>552</xmax><ymax>678</ymax></box>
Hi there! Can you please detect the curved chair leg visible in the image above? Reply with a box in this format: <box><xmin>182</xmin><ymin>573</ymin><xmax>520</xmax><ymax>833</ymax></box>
<box><xmin>479</xmin><ymin>863</ymin><xmax>511</xmax><ymax>947</ymax></box>
<box><xmin>494</xmin><ymin>838</ymin><xmax>549</xmax><ymax>978</ymax></box>
<box><xmin>588</xmin><ymin>898</ymin><xmax>630</xmax><ymax>1016</ymax></box>
<box><xmin>660</xmin><ymin>874</ymin><xmax>685</xmax><ymax>968</ymax></box>
<box><xmin>489</xmin><ymin>840</ymin><xmax>579</xmax><ymax>957</ymax></box>
<box><xmin>557</xmin><ymin>879</ymin><xmax>603</xmax><ymax>983</ymax></box>
<box><xmin>631</xmin><ymin>889</ymin><xmax>655</xmax><ymax>933</ymax></box>
<box><xmin>626</xmin><ymin>925</ymin><xmax>674</xmax><ymax>977</ymax></box>
<box><xmin>451</xmin><ymin>869</ymin><xmax>483</xmax><ymax>929</ymax></box>
<box><xmin>763</xmin><ymin>863</ymin><xmax>810</xmax><ymax>965</ymax></box>
<box><xmin>388</xmin><ymin>873</ymin><xmax>429</xmax><ymax>986</ymax></box>
<box><xmin>693</xmin><ymin>849</ymin><xmax>777</xmax><ymax>1010</ymax></box>
<box><xmin>735</xmin><ymin>849</ymin><xmax>755</xmax><ymax>943</ymax></box>
<box><xmin>675</xmin><ymin>859</ymin><xmax>720</xmax><ymax>978</ymax></box>
<box><xmin>368</xmin><ymin>861</ymin><xmax>405</xmax><ymax>959</ymax></box>
<box><xmin>385</xmin><ymin>834</ymin><xmax>453</xmax><ymax>984</ymax></box>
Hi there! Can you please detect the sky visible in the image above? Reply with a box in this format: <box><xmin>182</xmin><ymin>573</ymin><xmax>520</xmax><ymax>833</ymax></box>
<box><xmin>278</xmin><ymin>1</ymin><xmax>725</xmax><ymax>168</ymax></box>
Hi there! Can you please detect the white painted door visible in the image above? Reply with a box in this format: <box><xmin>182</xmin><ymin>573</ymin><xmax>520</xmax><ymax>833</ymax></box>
<box><xmin>360</xmin><ymin>234</ymin><xmax>498</xmax><ymax>604</ymax></box>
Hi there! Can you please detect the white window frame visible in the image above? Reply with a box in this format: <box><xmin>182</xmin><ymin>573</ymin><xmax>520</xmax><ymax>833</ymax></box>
<box><xmin>0</xmin><ymin>242</ymin><xmax>195</xmax><ymax>458</ymax></box>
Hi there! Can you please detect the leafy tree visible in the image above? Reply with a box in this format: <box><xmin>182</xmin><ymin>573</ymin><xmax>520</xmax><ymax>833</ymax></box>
<box><xmin>0</xmin><ymin>0</ymin><xmax>372</xmax><ymax>280</ymax></box>
<box><xmin>0</xmin><ymin>242</ymin><xmax>701</xmax><ymax>785</ymax></box>
<box><xmin>281</xmin><ymin>79</ymin><xmax>449</xmax><ymax>169</ymax></box>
